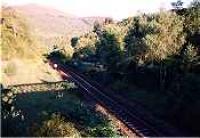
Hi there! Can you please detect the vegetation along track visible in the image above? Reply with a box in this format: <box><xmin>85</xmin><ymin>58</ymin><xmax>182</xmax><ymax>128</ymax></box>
<box><xmin>6</xmin><ymin>81</ymin><xmax>69</xmax><ymax>93</ymax></box>
<box><xmin>50</xmin><ymin>60</ymin><xmax>179</xmax><ymax>137</ymax></box>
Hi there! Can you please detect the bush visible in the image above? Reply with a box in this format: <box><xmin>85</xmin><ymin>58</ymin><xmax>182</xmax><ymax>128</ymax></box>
<box><xmin>31</xmin><ymin>114</ymin><xmax>80</xmax><ymax>137</ymax></box>
<box><xmin>89</xmin><ymin>123</ymin><xmax>117</xmax><ymax>137</ymax></box>
<box><xmin>4</xmin><ymin>62</ymin><xmax>17</xmax><ymax>76</ymax></box>
<box><xmin>62</xmin><ymin>82</ymin><xmax>77</xmax><ymax>89</ymax></box>
<box><xmin>69</xmin><ymin>103</ymin><xmax>118</xmax><ymax>137</ymax></box>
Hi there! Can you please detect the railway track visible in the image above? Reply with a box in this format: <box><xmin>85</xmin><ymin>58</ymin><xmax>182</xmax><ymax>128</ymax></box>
<box><xmin>69</xmin><ymin>69</ymin><xmax>183</xmax><ymax>137</ymax></box>
<box><xmin>53</xmin><ymin>62</ymin><xmax>166</xmax><ymax>137</ymax></box>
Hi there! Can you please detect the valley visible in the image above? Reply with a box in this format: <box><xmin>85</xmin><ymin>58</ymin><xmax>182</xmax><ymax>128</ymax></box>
<box><xmin>1</xmin><ymin>0</ymin><xmax>200</xmax><ymax>137</ymax></box>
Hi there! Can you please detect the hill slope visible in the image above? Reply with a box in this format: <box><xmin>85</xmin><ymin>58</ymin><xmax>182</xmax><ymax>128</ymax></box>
<box><xmin>1</xmin><ymin>4</ymin><xmax>106</xmax><ymax>85</ymax></box>
<box><xmin>1</xmin><ymin>7</ymin><xmax>43</xmax><ymax>60</ymax></box>
<box><xmin>1</xmin><ymin>7</ymin><xmax>61</xmax><ymax>85</ymax></box>
<box><xmin>13</xmin><ymin>4</ymin><xmax>106</xmax><ymax>39</ymax></box>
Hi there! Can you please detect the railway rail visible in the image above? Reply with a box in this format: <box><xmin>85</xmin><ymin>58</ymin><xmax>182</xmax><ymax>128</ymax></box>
<box><xmin>66</xmin><ymin>66</ymin><xmax>183</xmax><ymax>137</ymax></box>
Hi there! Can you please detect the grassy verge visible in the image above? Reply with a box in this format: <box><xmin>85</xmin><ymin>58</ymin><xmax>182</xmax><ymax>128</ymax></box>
<box><xmin>1</xmin><ymin>82</ymin><xmax>119</xmax><ymax>137</ymax></box>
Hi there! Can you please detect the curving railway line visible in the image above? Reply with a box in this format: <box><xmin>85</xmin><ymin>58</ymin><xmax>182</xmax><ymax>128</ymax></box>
<box><xmin>49</xmin><ymin>59</ymin><xmax>183</xmax><ymax>137</ymax></box>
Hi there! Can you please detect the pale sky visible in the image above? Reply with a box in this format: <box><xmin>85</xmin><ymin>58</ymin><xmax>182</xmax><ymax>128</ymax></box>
<box><xmin>2</xmin><ymin>0</ymin><xmax>193</xmax><ymax>20</ymax></box>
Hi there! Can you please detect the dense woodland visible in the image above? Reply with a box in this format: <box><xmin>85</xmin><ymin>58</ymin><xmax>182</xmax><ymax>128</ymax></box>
<box><xmin>50</xmin><ymin>0</ymin><xmax>200</xmax><ymax>135</ymax></box>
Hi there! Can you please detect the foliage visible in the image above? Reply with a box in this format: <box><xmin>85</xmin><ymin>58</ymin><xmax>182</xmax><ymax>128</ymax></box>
<box><xmin>50</xmin><ymin>36</ymin><xmax>74</xmax><ymax>58</ymax></box>
<box><xmin>125</xmin><ymin>12</ymin><xmax>185</xmax><ymax>64</ymax></box>
<box><xmin>171</xmin><ymin>0</ymin><xmax>184</xmax><ymax>10</ymax></box>
<box><xmin>74</xmin><ymin>32</ymin><xmax>97</xmax><ymax>51</ymax></box>
<box><xmin>1</xmin><ymin>83</ymin><xmax>118</xmax><ymax>137</ymax></box>
<box><xmin>190</xmin><ymin>0</ymin><xmax>200</xmax><ymax>8</ymax></box>
<box><xmin>47</xmin><ymin>50</ymin><xmax>72</xmax><ymax>64</ymax></box>
<box><xmin>61</xmin><ymin>82</ymin><xmax>77</xmax><ymax>89</ymax></box>
<box><xmin>67</xmin><ymin>0</ymin><xmax>200</xmax><ymax>135</ymax></box>
<box><xmin>96</xmin><ymin>24</ymin><xmax>125</xmax><ymax>71</ymax></box>
<box><xmin>72</xmin><ymin>32</ymin><xmax>98</xmax><ymax>61</ymax></box>
<box><xmin>93</xmin><ymin>20</ymin><xmax>103</xmax><ymax>36</ymax></box>
<box><xmin>104</xmin><ymin>17</ymin><xmax>114</xmax><ymax>25</ymax></box>
<box><xmin>69</xmin><ymin>103</ymin><xmax>118</xmax><ymax>137</ymax></box>
<box><xmin>31</xmin><ymin>114</ymin><xmax>80</xmax><ymax>137</ymax></box>
<box><xmin>89</xmin><ymin>123</ymin><xmax>117</xmax><ymax>137</ymax></box>
<box><xmin>71</xmin><ymin>37</ymin><xmax>79</xmax><ymax>47</ymax></box>
<box><xmin>182</xmin><ymin>44</ymin><xmax>199</xmax><ymax>72</ymax></box>
<box><xmin>184</xmin><ymin>0</ymin><xmax>200</xmax><ymax>47</ymax></box>
<box><xmin>183</xmin><ymin>44</ymin><xmax>199</xmax><ymax>64</ymax></box>
<box><xmin>4</xmin><ymin>62</ymin><xmax>17</xmax><ymax>76</ymax></box>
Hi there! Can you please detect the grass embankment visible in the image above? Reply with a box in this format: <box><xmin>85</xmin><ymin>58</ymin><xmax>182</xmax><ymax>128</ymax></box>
<box><xmin>1</xmin><ymin>82</ymin><xmax>119</xmax><ymax>137</ymax></box>
<box><xmin>1</xmin><ymin>7</ymin><xmax>61</xmax><ymax>85</ymax></box>
<box><xmin>2</xmin><ymin>59</ymin><xmax>61</xmax><ymax>86</ymax></box>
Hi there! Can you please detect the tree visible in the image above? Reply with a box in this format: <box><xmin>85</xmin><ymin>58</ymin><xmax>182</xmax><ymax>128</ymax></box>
<box><xmin>125</xmin><ymin>12</ymin><xmax>185</xmax><ymax>64</ymax></box>
<box><xmin>145</xmin><ymin>11</ymin><xmax>185</xmax><ymax>62</ymax></box>
<box><xmin>171</xmin><ymin>0</ymin><xmax>184</xmax><ymax>10</ymax></box>
<box><xmin>71</xmin><ymin>37</ymin><xmax>79</xmax><ymax>48</ymax></box>
<box><xmin>123</xmin><ymin>12</ymin><xmax>185</xmax><ymax>91</ymax></box>
<box><xmin>96</xmin><ymin>24</ymin><xmax>125</xmax><ymax>71</ymax></box>
<box><xmin>190</xmin><ymin>0</ymin><xmax>200</xmax><ymax>7</ymax></box>
<box><xmin>93</xmin><ymin>20</ymin><xmax>102</xmax><ymax>36</ymax></box>
<box><xmin>72</xmin><ymin>32</ymin><xmax>98</xmax><ymax>62</ymax></box>
<box><xmin>182</xmin><ymin>44</ymin><xmax>199</xmax><ymax>72</ymax></box>
<box><xmin>104</xmin><ymin>17</ymin><xmax>114</xmax><ymax>25</ymax></box>
<box><xmin>124</xmin><ymin>16</ymin><xmax>149</xmax><ymax>65</ymax></box>
<box><xmin>184</xmin><ymin>0</ymin><xmax>200</xmax><ymax>47</ymax></box>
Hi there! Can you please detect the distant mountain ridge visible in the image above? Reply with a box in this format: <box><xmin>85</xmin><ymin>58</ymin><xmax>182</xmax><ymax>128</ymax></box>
<box><xmin>11</xmin><ymin>4</ymin><xmax>106</xmax><ymax>39</ymax></box>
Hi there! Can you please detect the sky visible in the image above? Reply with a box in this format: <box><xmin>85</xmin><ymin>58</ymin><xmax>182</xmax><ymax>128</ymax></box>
<box><xmin>2</xmin><ymin>0</ymin><xmax>193</xmax><ymax>20</ymax></box>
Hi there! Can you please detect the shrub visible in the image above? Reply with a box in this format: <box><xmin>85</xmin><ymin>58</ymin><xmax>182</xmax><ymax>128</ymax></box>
<box><xmin>69</xmin><ymin>103</ymin><xmax>118</xmax><ymax>137</ymax></box>
<box><xmin>4</xmin><ymin>62</ymin><xmax>17</xmax><ymax>76</ymax></box>
<box><xmin>31</xmin><ymin>114</ymin><xmax>80</xmax><ymax>137</ymax></box>
<box><xmin>89</xmin><ymin>123</ymin><xmax>117</xmax><ymax>137</ymax></box>
<box><xmin>62</xmin><ymin>82</ymin><xmax>77</xmax><ymax>89</ymax></box>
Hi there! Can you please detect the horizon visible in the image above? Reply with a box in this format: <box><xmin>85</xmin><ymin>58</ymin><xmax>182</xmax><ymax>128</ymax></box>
<box><xmin>2</xmin><ymin>0</ymin><xmax>192</xmax><ymax>20</ymax></box>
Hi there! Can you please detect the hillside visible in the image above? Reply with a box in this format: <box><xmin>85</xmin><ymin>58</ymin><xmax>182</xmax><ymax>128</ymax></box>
<box><xmin>13</xmin><ymin>4</ymin><xmax>106</xmax><ymax>40</ymax></box>
<box><xmin>1</xmin><ymin>7</ymin><xmax>61</xmax><ymax>85</ymax></box>
<box><xmin>1</xmin><ymin>5</ymin><xmax>107</xmax><ymax>86</ymax></box>
<box><xmin>1</xmin><ymin>7</ymin><xmax>43</xmax><ymax>60</ymax></box>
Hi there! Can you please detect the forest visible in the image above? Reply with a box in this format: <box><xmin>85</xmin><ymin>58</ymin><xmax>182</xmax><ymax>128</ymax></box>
<box><xmin>50</xmin><ymin>0</ymin><xmax>200</xmax><ymax>135</ymax></box>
